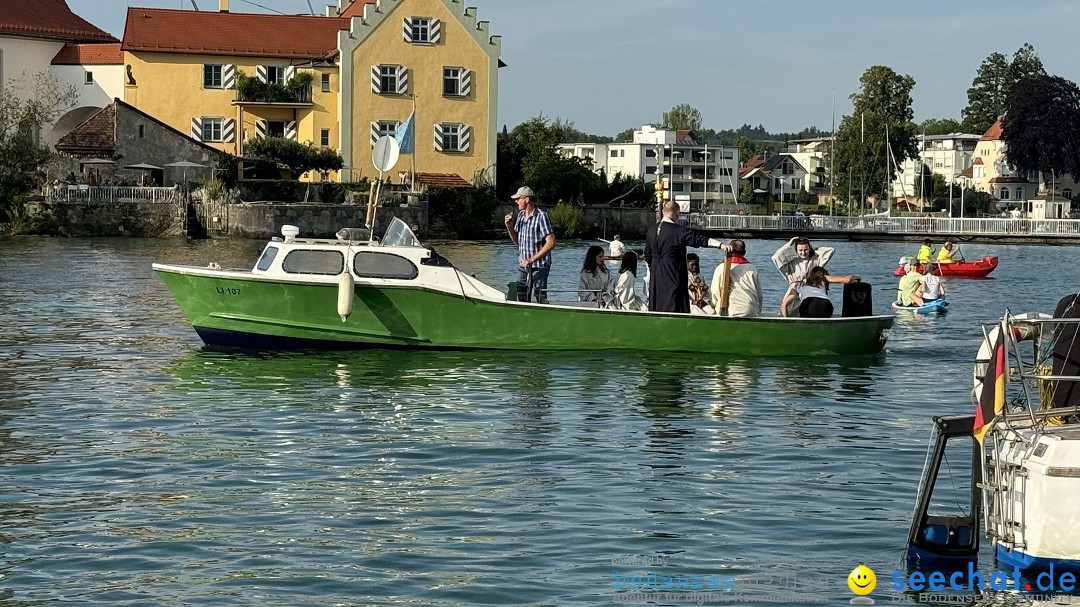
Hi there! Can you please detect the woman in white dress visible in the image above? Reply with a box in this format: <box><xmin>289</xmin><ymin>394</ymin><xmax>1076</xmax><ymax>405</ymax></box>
<box><xmin>613</xmin><ymin>251</ymin><xmax>647</xmax><ymax>311</ymax></box>
<box><xmin>578</xmin><ymin>245</ymin><xmax>613</xmax><ymax>305</ymax></box>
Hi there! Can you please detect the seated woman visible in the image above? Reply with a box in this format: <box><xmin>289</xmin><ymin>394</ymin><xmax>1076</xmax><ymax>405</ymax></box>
<box><xmin>578</xmin><ymin>245</ymin><xmax>613</xmax><ymax>305</ymax></box>
<box><xmin>780</xmin><ymin>266</ymin><xmax>833</xmax><ymax>318</ymax></box>
<box><xmin>614</xmin><ymin>251</ymin><xmax>647</xmax><ymax>311</ymax></box>
<box><xmin>897</xmin><ymin>262</ymin><xmax>925</xmax><ymax>306</ymax></box>
<box><xmin>920</xmin><ymin>263</ymin><xmax>945</xmax><ymax>302</ymax></box>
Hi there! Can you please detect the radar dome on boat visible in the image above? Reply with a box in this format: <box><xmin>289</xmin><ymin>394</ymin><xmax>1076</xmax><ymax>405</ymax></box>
<box><xmin>281</xmin><ymin>225</ymin><xmax>300</xmax><ymax>243</ymax></box>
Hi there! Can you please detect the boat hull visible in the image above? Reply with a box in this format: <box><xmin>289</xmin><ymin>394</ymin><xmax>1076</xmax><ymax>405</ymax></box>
<box><xmin>892</xmin><ymin>256</ymin><xmax>998</xmax><ymax>278</ymax></box>
<box><xmin>155</xmin><ymin>267</ymin><xmax>893</xmax><ymax>355</ymax></box>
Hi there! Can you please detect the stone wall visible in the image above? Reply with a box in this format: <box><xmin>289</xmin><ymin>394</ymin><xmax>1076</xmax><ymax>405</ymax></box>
<box><xmin>26</xmin><ymin>200</ymin><xmax>183</xmax><ymax>237</ymax></box>
<box><xmin>225</xmin><ymin>202</ymin><xmax>428</xmax><ymax>240</ymax></box>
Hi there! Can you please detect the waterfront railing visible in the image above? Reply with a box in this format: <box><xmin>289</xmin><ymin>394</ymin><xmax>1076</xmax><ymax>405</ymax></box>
<box><xmin>44</xmin><ymin>185</ymin><xmax>181</xmax><ymax>204</ymax></box>
<box><xmin>696</xmin><ymin>213</ymin><xmax>1080</xmax><ymax>237</ymax></box>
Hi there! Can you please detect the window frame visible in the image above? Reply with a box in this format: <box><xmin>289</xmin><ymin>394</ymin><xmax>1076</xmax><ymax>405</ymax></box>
<box><xmin>321</xmin><ymin>73</ymin><xmax>331</xmax><ymax>92</ymax></box>
<box><xmin>377</xmin><ymin>120</ymin><xmax>398</xmax><ymax>140</ymax></box>
<box><xmin>203</xmin><ymin>64</ymin><xmax>223</xmax><ymax>89</ymax></box>
<box><xmin>201</xmin><ymin>117</ymin><xmax>223</xmax><ymax>142</ymax></box>
<box><xmin>378</xmin><ymin>65</ymin><xmax>398</xmax><ymax>94</ymax></box>
<box><xmin>320</xmin><ymin>129</ymin><xmax>330</xmax><ymax>147</ymax></box>
<box><xmin>255</xmin><ymin>245</ymin><xmax>280</xmax><ymax>271</ymax></box>
<box><xmin>265</xmin><ymin>65</ymin><xmax>286</xmax><ymax>85</ymax></box>
<box><xmin>443</xmin><ymin>67</ymin><xmax>462</xmax><ymax>96</ymax></box>
<box><xmin>281</xmin><ymin>249</ymin><xmax>345</xmax><ymax>275</ymax></box>
<box><xmin>352</xmin><ymin>251</ymin><xmax>419</xmax><ymax>280</ymax></box>
<box><xmin>410</xmin><ymin>17</ymin><xmax>431</xmax><ymax>43</ymax></box>
<box><xmin>84</xmin><ymin>71</ymin><xmax>94</xmax><ymax>85</ymax></box>
<box><xmin>441</xmin><ymin>123</ymin><xmax>460</xmax><ymax>152</ymax></box>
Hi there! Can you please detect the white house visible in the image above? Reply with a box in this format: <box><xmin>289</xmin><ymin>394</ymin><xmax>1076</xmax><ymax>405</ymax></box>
<box><xmin>49</xmin><ymin>43</ymin><xmax>124</xmax><ymax>146</ymax></box>
<box><xmin>890</xmin><ymin>133</ymin><xmax>980</xmax><ymax>202</ymax></box>
<box><xmin>558</xmin><ymin>125</ymin><xmax>739</xmax><ymax>210</ymax></box>
<box><xmin>968</xmin><ymin>119</ymin><xmax>1078</xmax><ymax>212</ymax></box>
<box><xmin>0</xmin><ymin>0</ymin><xmax>117</xmax><ymax>147</ymax></box>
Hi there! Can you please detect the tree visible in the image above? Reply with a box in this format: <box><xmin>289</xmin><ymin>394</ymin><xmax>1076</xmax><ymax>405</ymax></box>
<box><xmin>0</xmin><ymin>72</ymin><xmax>78</xmax><ymax>222</ymax></box>
<box><xmin>962</xmin><ymin>44</ymin><xmax>1046</xmax><ymax>134</ymax></box>
<box><xmin>613</xmin><ymin>127</ymin><xmax>637</xmax><ymax>142</ymax></box>
<box><xmin>244</xmin><ymin>136</ymin><xmax>343</xmax><ymax>201</ymax></box>
<box><xmin>918</xmin><ymin>118</ymin><xmax>963</xmax><ymax>136</ymax></box>
<box><xmin>831</xmin><ymin>65</ymin><xmax>918</xmax><ymax>207</ymax></box>
<box><xmin>1001</xmin><ymin>74</ymin><xmax>1080</xmax><ymax>183</ymax></box>
<box><xmin>661</xmin><ymin>103</ymin><xmax>702</xmax><ymax>135</ymax></box>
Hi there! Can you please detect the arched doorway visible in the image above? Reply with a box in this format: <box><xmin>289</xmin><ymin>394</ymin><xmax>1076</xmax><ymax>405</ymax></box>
<box><xmin>49</xmin><ymin>106</ymin><xmax>104</xmax><ymax>148</ymax></box>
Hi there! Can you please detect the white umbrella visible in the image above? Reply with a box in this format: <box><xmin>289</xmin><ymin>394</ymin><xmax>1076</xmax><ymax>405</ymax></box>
<box><xmin>123</xmin><ymin>163</ymin><xmax>163</xmax><ymax>171</ymax></box>
<box><xmin>165</xmin><ymin>161</ymin><xmax>209</xmax><ymax>184</ymax></box>
<box><xmin>80</xmin><ymin>158</ymin><xmax>116</xmax><ymax>165</ymax></box>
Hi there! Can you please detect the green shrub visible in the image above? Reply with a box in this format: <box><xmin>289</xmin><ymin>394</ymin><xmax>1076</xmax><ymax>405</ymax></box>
<box><xmin>549</xmin><ymin>201</ymin><xmax>585</xmax><ymax>238</ymax></box>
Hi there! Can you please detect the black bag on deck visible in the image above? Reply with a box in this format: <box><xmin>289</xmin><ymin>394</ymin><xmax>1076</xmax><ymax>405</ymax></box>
<box><xmin>842</xmin><ymin>282</ymin><xmax>873</xmax><ymax>317</ymax></box>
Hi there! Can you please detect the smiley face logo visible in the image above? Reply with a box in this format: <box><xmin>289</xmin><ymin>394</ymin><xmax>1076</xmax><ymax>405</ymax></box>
<box><xmin>847</xmin><ymin>565</ymin><xmax>876</xmax><ymax>595</ymax></box>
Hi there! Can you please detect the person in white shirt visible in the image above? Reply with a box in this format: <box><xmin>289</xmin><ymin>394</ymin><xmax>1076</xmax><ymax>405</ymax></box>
<box><xmin>772</xmin><ymin>236</ymin><xmax>858</xmax><ymax>317</ymax></box>
<box><xmin>578</xmin><ymin>245</ymin><xmax>613</xmax><ymax>305</ymax></box>
<box><xmin>711</xmin><ymin>239</ymin><xmax>763</xmax><ymax>317</ymax></box>
<box><xmin>780</xmin><ymin>267</ymin><xmax>833</xmax><ymax>318</ymax></box>
<box><xmin>920</xmin><ymin>263</ymin><xmax>946</xmax><ymax>302</ymax></box>
<box><xmin>605</xmin><ymin>235</ymin><xmax>626</xmax><ymax>270</ymax></box>
<box><xmin>613</xmin><ymin>251</ymin><xmax>647</xmax><ymax>311</ymax></box>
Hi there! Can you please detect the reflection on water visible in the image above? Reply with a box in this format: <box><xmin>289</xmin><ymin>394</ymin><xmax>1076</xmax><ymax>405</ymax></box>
<box><xmin>3</xmin><ymin>236</ymin><xmax>1080</xmax><ymax>605</ymax></box>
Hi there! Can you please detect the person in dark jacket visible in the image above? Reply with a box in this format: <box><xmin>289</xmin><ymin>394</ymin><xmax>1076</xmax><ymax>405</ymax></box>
<box><xmin>643</xmin><ymin>201</ymin><xmax>728</xmax><ymax>313</ymax></box>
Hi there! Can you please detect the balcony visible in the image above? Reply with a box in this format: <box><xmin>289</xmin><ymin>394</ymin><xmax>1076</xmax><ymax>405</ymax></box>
<box><xmin>233</xmin><ymin>73</ymin><xmax>313</xmax><ymax>107</ymax></box>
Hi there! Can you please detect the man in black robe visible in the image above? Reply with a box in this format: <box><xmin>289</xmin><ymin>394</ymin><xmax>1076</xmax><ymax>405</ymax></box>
<box><xmin>644</xmin><ymin>202</ymin><xmax>728</xmax><ymax>313</ymax></box>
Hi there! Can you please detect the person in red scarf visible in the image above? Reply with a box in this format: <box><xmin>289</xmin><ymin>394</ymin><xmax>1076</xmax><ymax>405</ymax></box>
<box><xmin>710</xmin><ymin>239</ymin><xmax>763</xmax><ymax>317</ymax></box>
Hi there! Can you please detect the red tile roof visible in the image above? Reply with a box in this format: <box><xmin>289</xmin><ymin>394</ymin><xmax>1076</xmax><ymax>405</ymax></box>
<box><xmin>417</xmin><ymin>172</ymin><xmax>472</xmax><ymax>188</ymax></box>
<box><xmin>122</xmin><ymin>8</ymin><xmax>349</xmax><ymax>59</ymax></box>
<box><xmin>989</xmin><ymin>177</ymin><xmax>1030</xmax><ymax>184</ymax></box>
<box><xmin>0</xmin><ymin>0</ymin><xmax>115</xmax><ymax>43</ymax></box>
<box><xmin>52</xmin><ymin>43</ymin><xmax>124</xmax><ymax>65</ymax></box>
<box><xmin>972</xmin><ymin>157</ymin><xmax>983</xmax><ymax>165</ymax></box>
<box><xmin>959</xmin><ymin>165</ymin><xmax>974</xmax><ymax>179</ymax></box>
<box><xmin>339</xmin><ymin>1</ymin><xmax>378</xmax><ymax>18</ymax></box>
<box><xmin>56</xmin><ymin>104</ymin><xmax>116</xmax><ymax>152</ymax></box>
<box><xmin>980</xmin><ymin>119</ymin><xmax>1003</xmax><ymax>141</ymax></box>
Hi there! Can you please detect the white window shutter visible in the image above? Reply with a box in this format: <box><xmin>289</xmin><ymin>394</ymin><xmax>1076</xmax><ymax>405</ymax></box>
<box><xmin>460</xmin><ymin>125</ymin><xmax>471</xmax><ymax>152</ymax></box>
<box><xmin>371</xmin><ymin>65</ymin><xmax>381</xmax><ymax>93</ymax></box>
<box><xmin>431</xmin><ymin>19</ymin><xmax>442</xmax><ymax>43</ymax></box>
<box><xmin>371</xmin><ymin>121</ymin><xmax>380</xmax><ymax>147</ymax></box>
<box><xmin>223</xmin><ymin>64</ymin><xmax>235</xmax><ymax>89</ymax></box>
<box><xmin>403</xmin><ymin>17</ymin><xmax>413</xmax><ymax>42</ymax></box>
<box><xmin>223</xmin><ymin>118</ymin><xmax>236</xmax><ymax>143</ymax></box>
<box><xmin>190</xmin><ymin>117</ymin><xmax>203</xmax><ymax>141</ymax></box>
<box><xmin>284</xmin><ymin>66</ymin><xmax>296</xmax><ymax>81</ymax></box>
<box><xmin>433</xmin><ymin>124</ymin><xmax>444</xmax><ymax>152</ymax></box>
<box><xmin>256</xmin><ymin>65</ymin><xmax>268</xmax><ymax>83</ymax></box>
<box><xmin>256</xmin><ymin>119</ymin><xmax>268</xmax><ymax>138</ymax></box>
<box><xmin>396</xmin><ymin>66</ymin><xmax>409</xmax><ymax>95</ymax></box>
<box><xmin>460</xmin><ymin>69</ymin><xmax>472</xmax><ymax>97</ymax></box>
<box><xmin>285</xmin><ymin>121</ymin><xmax>297</xmax><ymax>140</ymax></box>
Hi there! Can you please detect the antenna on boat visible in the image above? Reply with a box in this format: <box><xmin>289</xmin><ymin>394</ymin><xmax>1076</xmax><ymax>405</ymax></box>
<box><xmin>369</xmin><ymin>136</ymin><xmax>401</xmax><ymax>242</ymax></box>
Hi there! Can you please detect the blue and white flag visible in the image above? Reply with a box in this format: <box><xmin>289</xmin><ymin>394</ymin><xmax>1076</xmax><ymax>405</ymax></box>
<box><xmin>396</xmin><ymin>111</ymin><xmax>415</xmax><ymax>154</ymax></box>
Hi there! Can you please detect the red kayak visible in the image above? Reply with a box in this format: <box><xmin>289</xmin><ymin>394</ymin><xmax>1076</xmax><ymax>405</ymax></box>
<box><xmin>893</xmin><ymin>256</ymin><xmax>998</xmax><ymax>278</ymax></box>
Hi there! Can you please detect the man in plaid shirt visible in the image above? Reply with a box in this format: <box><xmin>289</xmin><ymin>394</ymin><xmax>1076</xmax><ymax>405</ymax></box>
<box><xmin>504</xmin><ymin>186</ymin><xmax>556</xmax><ymax>303</ymax></box>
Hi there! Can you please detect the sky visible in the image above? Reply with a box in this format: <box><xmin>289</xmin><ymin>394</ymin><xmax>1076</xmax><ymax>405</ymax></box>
<box><xmin>69</xmin><ymin>0</ymin><xmax>1080</xmax><ymax>137</ymax></box>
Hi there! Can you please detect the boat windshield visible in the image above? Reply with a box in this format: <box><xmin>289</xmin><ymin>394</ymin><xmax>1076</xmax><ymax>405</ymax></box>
<box><xmin>382</xmin><ymin>217</ymin><xmax>422</xmax><ymax>248</ymax></box>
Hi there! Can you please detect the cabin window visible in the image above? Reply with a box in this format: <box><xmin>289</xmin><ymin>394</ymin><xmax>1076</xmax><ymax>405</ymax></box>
<box><xmin>352</xmin><ymin>252</ymin><xmax>418</xmax><ymax>279</ymax></box>
<box><xmin>282</xmin><ymin>249</ymin><xmax>344</xmax><ymax>275</ymax></box>
<box><xmin>256</xmin><ymin>245</ymin><xmax>279</xmax><ymax>271</ymax></box>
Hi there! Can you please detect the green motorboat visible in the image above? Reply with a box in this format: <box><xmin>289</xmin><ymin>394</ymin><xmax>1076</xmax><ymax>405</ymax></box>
<box><xmin>154</xmin><ymin>219</ymin><xmax>893</xmax><ymax>355</ymax></box>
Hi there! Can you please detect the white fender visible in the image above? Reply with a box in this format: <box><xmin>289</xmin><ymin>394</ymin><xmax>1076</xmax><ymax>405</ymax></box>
<box><xmin>973</xmin><ymin>313</ymin><xmax>1052</xmax><ymax>399</ymax></box>
<box><xmin>337</xmin><ymin>272</ymin><xmax>354</xmax><ymax>322</ymax></box>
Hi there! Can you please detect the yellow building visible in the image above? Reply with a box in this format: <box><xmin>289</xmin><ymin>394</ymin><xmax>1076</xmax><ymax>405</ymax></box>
<box><xmin>118</xmin><ymin>0</ymin><xmax>500</xmax><ymax>184</ymax></box>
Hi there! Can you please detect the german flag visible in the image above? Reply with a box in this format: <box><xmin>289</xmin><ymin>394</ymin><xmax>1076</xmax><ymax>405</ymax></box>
<box><xmin>974</xmin><ymin>319</ymin><xmax>1009</xmax><ymax>444</ymax></box>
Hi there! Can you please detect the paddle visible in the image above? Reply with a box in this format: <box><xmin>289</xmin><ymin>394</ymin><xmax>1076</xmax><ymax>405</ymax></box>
<box><xmin>718</xmin><ymin>252</ymin><xmax>732</xmax><ymax>316</ymax></box>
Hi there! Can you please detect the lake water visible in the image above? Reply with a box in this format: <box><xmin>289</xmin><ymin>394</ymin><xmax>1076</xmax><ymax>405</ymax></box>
<box><xmin>1</xmin><ymin>235</ymin><xmax>1078</xmax><ymax>606</ymax></box>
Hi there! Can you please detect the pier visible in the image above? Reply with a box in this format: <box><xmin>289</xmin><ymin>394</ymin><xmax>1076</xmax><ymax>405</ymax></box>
<box><xmin>692</xmin><ymin>214</ymin><xmax>1080</xmax><ymax>244</ymax></box>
